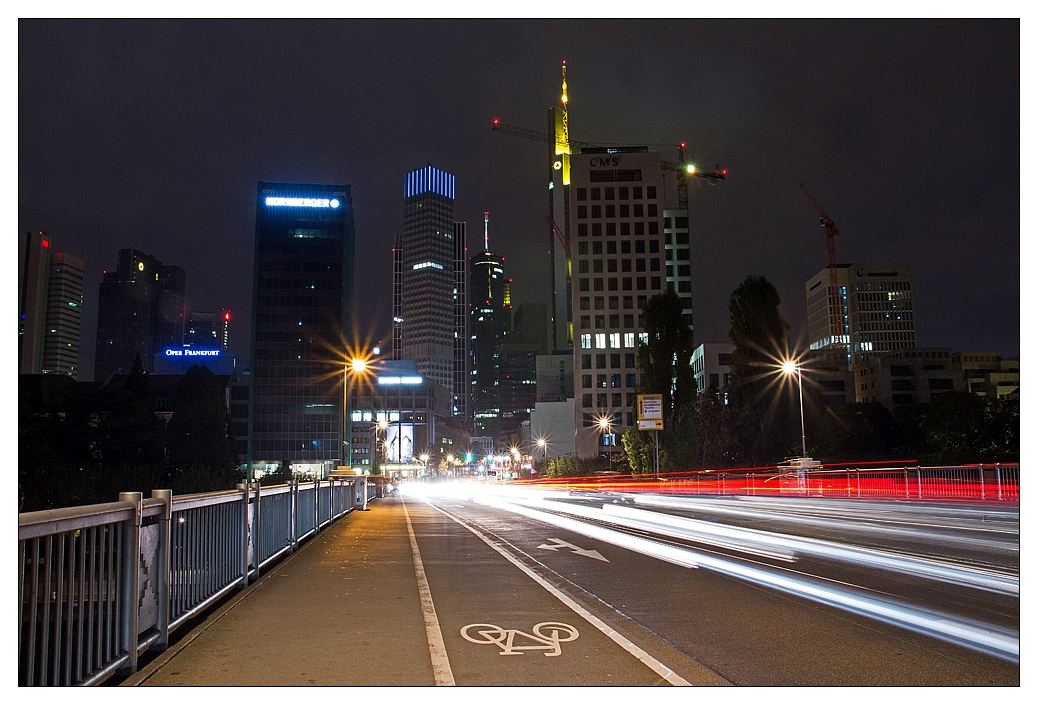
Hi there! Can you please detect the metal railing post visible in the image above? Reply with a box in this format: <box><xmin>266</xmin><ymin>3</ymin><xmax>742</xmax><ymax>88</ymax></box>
<box><xmin>116</xmin><ymin>492</ymin><xmax>142</xmax><ymax>676</ymax></box>
<box><xmin>252</xmin><ymin>481</ymin><xmax>261</xmax><ymax>578</ymax></box>
<box><xmin>903</xmin><ymin>467</ymin><xmax>909</xmax><ymax>498</ymax></box>
<box><xmin>916</xmin><ymin>468</ymin><xmax>922</xmax><ymax>499</ymax></box>
<box><xmin>290</xmin><ymin>479</ymin><xmax>298</xmax><ymax>551</ymax></box>
<box><xmin>978</xmin><ymin>464</ymin><xmax>985</xmax><ymax>500</ymax></box>
<box><xmin>150</xmin><ymin>489</ymin><xmax>172</xmax><ymax>652</ymax></box>
<box><xmin>996</xmin><ymin>463</ymin><xmax>1003</xmax><ymax>500</ymax></box>
<box><xmin>236</xmin><ymin>483</ymin><xmax>249</xmax><ymax>588</ymax></box>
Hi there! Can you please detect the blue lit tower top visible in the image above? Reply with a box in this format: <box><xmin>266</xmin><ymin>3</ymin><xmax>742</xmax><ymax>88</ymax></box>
<box><xmin>405</xmin><ymin>166</ymin><xmax>456</xmax><ymax>200</ymax></box>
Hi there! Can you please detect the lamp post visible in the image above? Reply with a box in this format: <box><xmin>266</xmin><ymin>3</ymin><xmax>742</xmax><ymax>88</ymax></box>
<box><xmin>344</xmin><ymin>356</ymin><xmax>369</xmax><ymax>473</ymax></box>
<box><xmin>781</xmin><ymin>358</ymin><xmax>807</xmax><ymax>460</ymax></box>
<box><xmin>597</xmin><ymin>416</ymin><xmax>613</xmax><ymax>473</ymax></box>
<box><xmin>536</xmin><ymin>437</ymin><xmax>546</xmax><ymax>459</ymax></box>
<box><xmin>420</xmin><ymin>453</ymin><xmax>429</xmax><ymax>479</ymax></box>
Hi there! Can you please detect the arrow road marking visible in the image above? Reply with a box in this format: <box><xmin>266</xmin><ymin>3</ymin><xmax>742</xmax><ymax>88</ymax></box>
<box><xmin>537</xmin><ymin>537</ymin><xmax>609</xmax><ymax>562</ymax></box>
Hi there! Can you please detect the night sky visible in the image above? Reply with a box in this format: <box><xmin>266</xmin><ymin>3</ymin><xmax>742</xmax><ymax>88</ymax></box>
<box><xmin>18</xmin><ymin>19</ymin><xmax>1021</xmax><ymax>382</ymax></box>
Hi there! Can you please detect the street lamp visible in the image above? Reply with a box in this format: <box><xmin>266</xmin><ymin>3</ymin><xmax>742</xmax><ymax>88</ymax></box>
<box><xmin>344</xmin><ymin>356</ymin><xmax>370</xmax><ymax>473</ymax></box>
<box><xmin>536</xmin><ymin>437</ymin><xmax>547</xmax><ymax>459</ymax></box>
<box><xmin>781</xmin><ymin>358</ymin><xmax>808</xmax><ymax>460</ymax></box>
<box><xmin>597</xmin><ymin>416</ymin><xmax>613</xmax><ymax>473</ymax></box>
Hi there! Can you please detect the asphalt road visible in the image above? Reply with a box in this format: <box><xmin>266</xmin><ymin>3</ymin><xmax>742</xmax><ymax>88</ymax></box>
<box><xmin>408</xmin><ymin>482</ymin><xmax>1019</xmax><ymax>686</ymax></box>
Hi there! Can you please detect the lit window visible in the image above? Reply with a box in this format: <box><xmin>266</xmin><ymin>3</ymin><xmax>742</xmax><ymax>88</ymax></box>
<box><xmin>638</xmin><ymin>333</ymin><xmax>649</xmax><ymax>345</ymax></box>
<box><xmin>609</xmin><ymin>333</ymin><xmax>620</xmax><ymax>348</ymax></box>
<box><xmin>595</xmin><ymin>334</ymin><xmax>606</xmax><ymax>349</ymax></box>
<box><xmin>581</xmin><ymin>334</ymin><xmax>591</xmax><ymax>349</ymax></box>
<box><xmin>624</xmin><ymin>333</ymin><xmax>635</xmax><ymax>348</ymax></box>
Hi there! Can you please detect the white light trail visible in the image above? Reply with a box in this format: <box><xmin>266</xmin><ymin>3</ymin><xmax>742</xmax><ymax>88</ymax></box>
<box><xmin>475</xmin><ymin>496</ymin><xmax>1019</xmax><ymax>663</ymax></box>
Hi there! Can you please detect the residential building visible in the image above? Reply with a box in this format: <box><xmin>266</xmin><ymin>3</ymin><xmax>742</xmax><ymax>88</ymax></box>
<box><xmin>806</xmin><ymin>263</ymin><xmax>916</xmax><ymax>366</ymax></box>
<box><xmin>248</xmin><ymin>182</ymin><xmax>355</xmax><ymax>479</ymax></box>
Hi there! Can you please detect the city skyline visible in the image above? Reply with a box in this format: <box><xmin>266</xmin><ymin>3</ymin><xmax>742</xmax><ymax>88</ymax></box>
<box><xmin>18</xmin><ymin>20</ymin><xmax>1021</xmax><ymax>381</ymax></box>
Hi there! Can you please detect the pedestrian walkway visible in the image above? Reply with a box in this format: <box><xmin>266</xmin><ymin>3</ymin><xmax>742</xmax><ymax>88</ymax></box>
<box><xmin>124</xmin><ymin>492</ymin><xmax>436</xmax><ymax>686</ymax></box>
<box><xmin>121</xmin><ymin>490</ymin><xmax>712</xmax><ymax>687</ymax></box>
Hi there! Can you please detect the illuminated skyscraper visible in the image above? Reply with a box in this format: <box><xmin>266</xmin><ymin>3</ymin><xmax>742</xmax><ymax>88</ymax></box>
<box><xmin>469</xmin><ymin>213</ymin><xmax>510</xmax><ymax>434</ymax></box>
<box><xmin>453</xmin><ymin>220</ymin><xmax>470</xmax><ymax>425</ymax></box>
<box><xmin>248</xmin><ymin>182</ymin><xmax>355</xmax><ymax>479</ymax></box>
<box><xmin>19</xmin><ymin>232</ymin><xmax>85</xmax><ymax>378</ymax></box>
<box><xmin>398</xmin><ymin>166</ymin><xmax>457</xmax><ymax>394</ymax></box>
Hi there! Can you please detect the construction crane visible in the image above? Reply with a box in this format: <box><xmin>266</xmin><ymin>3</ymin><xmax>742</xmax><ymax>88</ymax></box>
<box><xmin>546</xmin><ymin>214</ymin><xmax>568</xmax><ymax>255</ymax></box>
<box><xmin>799</xmin><ymin>183</ymin><xmax>844</xmax><ymax>349</ymax></box>
<box><xmin>491</xmin><ymin>119</ymin><xmax>727</xmax><ymax>208</ymax></box>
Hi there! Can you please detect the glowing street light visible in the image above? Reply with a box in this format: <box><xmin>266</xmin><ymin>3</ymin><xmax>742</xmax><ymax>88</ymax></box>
<box><xmin>781</xmin><ymin>358</ymin><xmax>808</xmax><ymax>460</ymax></box>
<box><xmin>344</xmin><ymin>354</ymin><xmax>374</xmax><ymax>472</ymax></box>
<box><xmin>536</xmin><ymin>437</ymin><xmax>547</xmax><ymax>458</ymax></box>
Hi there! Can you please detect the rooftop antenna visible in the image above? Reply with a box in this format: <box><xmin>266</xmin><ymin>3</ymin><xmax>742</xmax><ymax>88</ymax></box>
<box><xmin>483</xmin><ymin>211</ymin><xmax>490</xmax><ymax>250</ymax></box>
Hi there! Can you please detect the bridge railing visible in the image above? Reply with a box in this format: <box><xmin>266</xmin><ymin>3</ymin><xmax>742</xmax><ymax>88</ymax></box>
<box><xmin>18</xmin><ymin>476</ymin><xmax>377</xmax><ymax>686</ymax></box>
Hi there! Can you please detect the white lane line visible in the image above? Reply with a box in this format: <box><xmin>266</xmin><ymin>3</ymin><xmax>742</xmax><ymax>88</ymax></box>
<box><xmin>422</xmin><ymin>499</ymin><xmax>693</xmax><ymax>686</ymax></box>
<box><xmin>403</xmin><ymin>498</ymin><xmax>456</xmax><ymax>686</ymax></box>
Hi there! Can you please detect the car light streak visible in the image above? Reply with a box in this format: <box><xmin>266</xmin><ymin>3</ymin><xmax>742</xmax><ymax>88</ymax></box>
<box><xmin>631</xmin><ymin>495</ymin><xmax>1019</xmax><ymax>553</ymax></box>
<box><xmin>475</xmin><ymin>497</ymin><xmax>1019</xmax><ymax>663</ymax></box>
<box><xmin>597</xmin><ymin>504</ymin><xmax>1018</xmax><ymax>595</ymax></box>
<box><xmin>473</xmin><ymin>496</ymin><xmax>700</xmax><ymax>571</ymax></box>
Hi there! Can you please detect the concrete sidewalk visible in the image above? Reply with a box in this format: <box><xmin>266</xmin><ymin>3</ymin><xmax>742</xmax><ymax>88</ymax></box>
<box><xmin>123</xmin><ymin>492</ymin><xmax>435</xmax><ymax>686</ymax></box>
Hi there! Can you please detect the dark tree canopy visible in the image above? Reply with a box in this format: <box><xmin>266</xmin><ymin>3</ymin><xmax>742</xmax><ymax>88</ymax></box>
<box><xmin>637</xmin><ymin>288</ymin><xmax>695</xmax><ymax>420</ymax></box>
<box><xmin>167</xmin><ymin>366</ymin><xmax>239</xmax><ymax>490</ymax></box>
<box><xmin>727</xmin><ymin>276</ymin><xmax>795</xmax><ymax>465</ymax></box>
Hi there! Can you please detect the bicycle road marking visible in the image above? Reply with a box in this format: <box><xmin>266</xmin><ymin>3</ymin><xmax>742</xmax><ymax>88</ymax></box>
<box><xmin>420</xmin><ymin>498</ymin><xmax>692</xmax><ymax>686</ymax></box>
<box><xmin>461</xmin><ymin>622</ymin><xmax>580</xmax><ymax>656</ymax></box>
<box><xmin>403</xmin><ymin>498</ymin><xmax>456</xmax><ymax>686</ymax></box>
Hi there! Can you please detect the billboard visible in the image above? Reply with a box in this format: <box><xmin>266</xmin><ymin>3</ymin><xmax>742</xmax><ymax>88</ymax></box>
<box><xmin>385</xmin><ymin>424</ymin><xmax>414</xmax><ymax>463</ymax></box>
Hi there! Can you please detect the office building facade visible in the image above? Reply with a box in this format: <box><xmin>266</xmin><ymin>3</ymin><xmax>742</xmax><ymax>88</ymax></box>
<box><xmin>19</xmin><ymin>232</ymin><xmax>85</xmax><ymax>378</ymax></box>
<box><xmin>399</xmin><ymin>166</ymin><xmax>456</xmax><ymax>394</ymax></box>
<box><xmin>453</xmin><ymin>221</ymin><xmax>470</xmax><ymax>425</ymax></box>
<box><xmin>663</xmin><ymin>209</ymin><xmax>694</xmax><ymax>329</ymax></box>
<box><xmin>807</xmin><ymin>263</ymin><xmax>916</xmax><ymax>366</ymax></box>
<box><xmin>950</xmin><ymin>351</ymin><xmax>1019</xmax><ymax>399</ymax></box>
<box><xmin>851</xmin><ymin>347</ymin><xmax>961</xmax><ymax>407</ymax></box>
<box><xmin>570</xmin><ymin>148</ymin><xmax>666</xmax><ymax>457</ymax></box>
<box><xmin>248</xmin><ymin>182</ymin><xmax>355</xmax><ymax>478</ymax></box>
<box><xmin>95</xmin><ymin>249</ymin><xmax>185</xmax><ymax>383</ymax></box>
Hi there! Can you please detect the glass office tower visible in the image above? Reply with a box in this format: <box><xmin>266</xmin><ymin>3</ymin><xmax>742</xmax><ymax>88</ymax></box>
<box><xmin>248</xmin><ymin>182</ymin><xmax>355</xmax><ymax>479</ymax></box>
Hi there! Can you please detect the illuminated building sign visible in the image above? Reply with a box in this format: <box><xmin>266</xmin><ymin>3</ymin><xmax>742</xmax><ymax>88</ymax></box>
<box><xmin>265</xmin><ymin>197</ymin><xmax>340</xmax><ymax>208</ymax></box>
<box><xmin>165</xmin><ymin>348</ymin><xmax>221</xmax><ymax>357</ymax></box>
<box><xmin>412</xmin><ymin>261</ymin><xmax>444</xmax><ymax>271</ymax></box>
<box><xmin>377</xmin><ymin>376</ymin><xmax>423</xmax><ymax>385</ymax></box>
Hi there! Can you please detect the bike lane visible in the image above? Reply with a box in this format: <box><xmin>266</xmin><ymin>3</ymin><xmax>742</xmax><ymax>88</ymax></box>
<box><xmin>403</xmin><ymin>494</ymin><xmax>687</xmax><ymax>686</ymax></box>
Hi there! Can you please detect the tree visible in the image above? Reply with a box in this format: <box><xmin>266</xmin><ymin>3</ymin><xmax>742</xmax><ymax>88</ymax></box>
<box><xmin>621</xmin><ymin>428</ymin><xmax>654</xmax><ymax>475</ymax></box>
<box><xmin>727</xmin><ymin>276</ymin><xmax>794</xmax><ymax>465</ymax></box>
<box><xmin>637</xmin><ymin>288</ymin><xmax>696</xmax><ymax>422</ymax></box>
<box><xmin>691</xmin><ymin>387</ymin><xmax>742</xmax><ymax>468</ymax></box>
<box><xmin>166</xmin><ymin>365</ymin><xmax>240</xmax><ymax>492</ymax></box>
